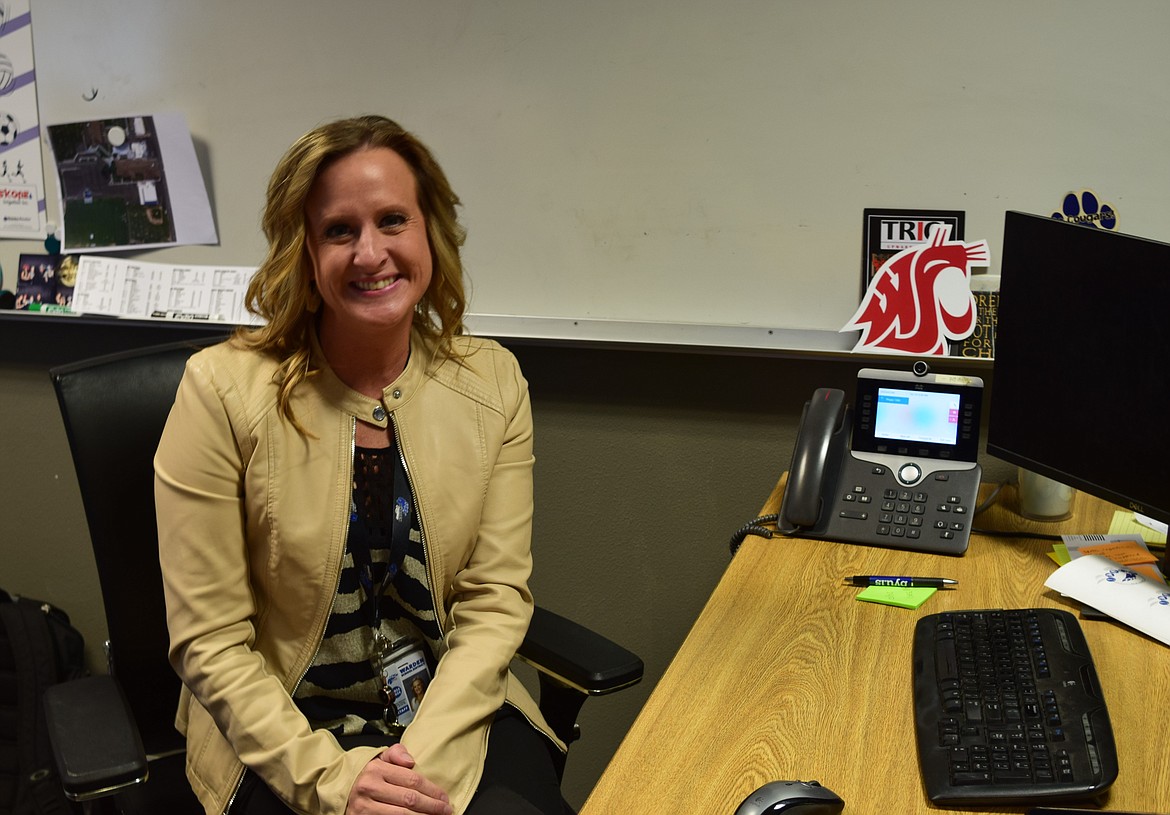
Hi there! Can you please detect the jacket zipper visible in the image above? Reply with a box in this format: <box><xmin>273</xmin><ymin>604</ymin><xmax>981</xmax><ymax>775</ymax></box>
<box><xmin>389</xmin><ymin>413</ymin><xmax>442</xmax><ymax>626</ymax></box>
<box><xmin>221</xmin><ymin>764</ymin><xmax>247</xmax><ymax>815</ymax></box>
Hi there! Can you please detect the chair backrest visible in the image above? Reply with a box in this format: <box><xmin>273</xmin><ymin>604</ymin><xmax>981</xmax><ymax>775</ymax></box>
<box><xmin>50</xmin><ymin>338</ymin><xmax>221</xmax><ymax>756</ymax></box>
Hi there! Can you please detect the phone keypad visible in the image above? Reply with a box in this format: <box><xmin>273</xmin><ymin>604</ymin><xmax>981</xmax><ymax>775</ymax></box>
<box><xmin>825</xmin><ymin>461</ymin><xmax>980</xmax><ymax>555</ymax></box>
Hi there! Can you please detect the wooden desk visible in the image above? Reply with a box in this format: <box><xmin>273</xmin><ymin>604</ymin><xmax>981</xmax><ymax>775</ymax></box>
<box><xmin>581</xmin><ymin>479</ymin><xmax>1170</xmax><ymax>814</ymax></box>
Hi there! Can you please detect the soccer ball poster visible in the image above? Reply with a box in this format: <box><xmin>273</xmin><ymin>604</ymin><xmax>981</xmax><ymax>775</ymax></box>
<box><xmin>0</xmin><ymin>0</ymin><xmax>47</xmax><ymax>239</ymax></box>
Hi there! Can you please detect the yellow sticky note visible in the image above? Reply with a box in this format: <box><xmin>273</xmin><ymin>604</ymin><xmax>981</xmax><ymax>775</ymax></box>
<box><xmin>855</xmin><ymin>586</ymin><xmax>937</xmax><ymax>609</ymax></box>
<box><xmin>1108</xmin><ymin>510</ymin><xmax>1167</xmax><ymax>544</ymax></box>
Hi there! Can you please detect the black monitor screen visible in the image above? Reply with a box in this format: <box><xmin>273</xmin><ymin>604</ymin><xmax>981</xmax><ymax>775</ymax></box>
<box><xmin>987</xmin><ymin>211</ymin><xmax>1170</xmax><ymax>527</ymax></box>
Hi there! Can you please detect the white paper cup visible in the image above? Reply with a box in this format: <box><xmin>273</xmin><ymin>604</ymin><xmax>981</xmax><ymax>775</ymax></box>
<box><xmin>1018</xmin><ymin>467</ymin><xmax>1076</xmax><ymax>521</ymax></box>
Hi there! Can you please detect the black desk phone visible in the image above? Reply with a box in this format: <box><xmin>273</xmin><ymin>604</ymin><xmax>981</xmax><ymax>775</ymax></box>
<box><xmin>778</xmin><ymin>364</ymin><xmax>983</xmax><ymax>556</ymax></box>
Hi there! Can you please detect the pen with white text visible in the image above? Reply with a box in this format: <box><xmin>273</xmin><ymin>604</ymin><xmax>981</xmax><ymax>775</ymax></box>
<box><xmin>846</xmin><ymin>575</ymin><xmax>957</xmax><ymax>589</ymax></box>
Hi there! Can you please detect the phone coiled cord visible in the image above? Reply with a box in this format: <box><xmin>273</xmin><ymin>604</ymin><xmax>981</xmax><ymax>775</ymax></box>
<box><xmin>728</xmin><ymin>513</ymin><xmax>780</xmax><ymax>557</ymax></box>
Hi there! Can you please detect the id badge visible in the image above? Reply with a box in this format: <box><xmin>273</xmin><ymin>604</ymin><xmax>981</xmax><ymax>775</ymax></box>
<box><xmin>378</xmin><ymin>638</ymin><xmax>431</xmax><ymax>727</ymax></box>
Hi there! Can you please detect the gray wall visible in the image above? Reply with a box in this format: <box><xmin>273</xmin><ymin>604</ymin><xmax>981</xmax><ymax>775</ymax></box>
<box><xmin>0</xmin><ymin>323</ymin><xmax>1007</xmax><ymax>807</ymax></box>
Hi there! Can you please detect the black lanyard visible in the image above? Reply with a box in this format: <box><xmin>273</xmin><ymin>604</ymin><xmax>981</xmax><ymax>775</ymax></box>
<box><xmin>350</xmin><ymin>441</ymin><xmax>413</xmax><ymax>635</ymax></box>
<box><xmin>351</xmin><ymin>440</ymin><xmax>416</xmax><ymax>727</ymax></box>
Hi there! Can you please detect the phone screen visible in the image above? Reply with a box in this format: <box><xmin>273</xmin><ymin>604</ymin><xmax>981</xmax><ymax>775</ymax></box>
<box><xmin>874</xmin><ymin>387</ymin><xmax>960</xmax><ymax>446</ymax></box>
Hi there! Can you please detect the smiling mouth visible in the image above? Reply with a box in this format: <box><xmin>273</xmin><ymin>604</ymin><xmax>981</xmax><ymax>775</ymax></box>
<box><xmin>353</xmin><ymin>278</ymin><xmax>396</xmax><ymax>291</ymax></box>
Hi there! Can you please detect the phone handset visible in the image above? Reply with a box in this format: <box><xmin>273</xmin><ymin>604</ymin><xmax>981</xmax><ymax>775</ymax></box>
<box><xmin>778</xmin><ymin>388</ymin><xmax>851</xmax><ymax>533</ymax></box>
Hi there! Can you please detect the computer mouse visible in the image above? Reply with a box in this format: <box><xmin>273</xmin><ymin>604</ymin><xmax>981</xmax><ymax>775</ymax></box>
<box><xmin>732</xmin><ymin>780</ymin><xmax>845</xmax><ymax>815</ymax></box>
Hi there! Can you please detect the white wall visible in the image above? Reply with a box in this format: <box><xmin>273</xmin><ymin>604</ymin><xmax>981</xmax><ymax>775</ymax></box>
<box><xmin>15</xmin><ymin>0</ymin><xmax>1170</xmax><ymax>339</ymax></box>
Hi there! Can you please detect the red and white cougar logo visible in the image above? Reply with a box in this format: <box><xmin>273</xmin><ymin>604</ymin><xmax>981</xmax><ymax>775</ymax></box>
<box><xmin>843</xmin><ymin>224</ymin><xmax>989</xmax><ymax>355</ymax></box>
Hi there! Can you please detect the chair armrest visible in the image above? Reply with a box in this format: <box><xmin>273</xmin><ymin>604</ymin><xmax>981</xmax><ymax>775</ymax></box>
<box><xmin>517</xmin><ymin>606</ymin><xmax>644</xmax><ymax>695</ymax></box>
<box><xmin>42</xmin><ymin>675</ymin><xmax>148</xmax><ymax>801</ymax></box>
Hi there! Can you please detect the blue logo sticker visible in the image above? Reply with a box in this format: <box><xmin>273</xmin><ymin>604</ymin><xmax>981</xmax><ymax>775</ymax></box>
<box><xmin>1052</xmin><ymin>189</ymin><xmax>1117</xmax><ymax>230</ymax></box>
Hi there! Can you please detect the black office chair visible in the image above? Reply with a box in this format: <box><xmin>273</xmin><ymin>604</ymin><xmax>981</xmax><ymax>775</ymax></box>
<box><xmin>45</xmin><ymin>338</ymin><xmax>642</xmax><ymax>813</ymax></box>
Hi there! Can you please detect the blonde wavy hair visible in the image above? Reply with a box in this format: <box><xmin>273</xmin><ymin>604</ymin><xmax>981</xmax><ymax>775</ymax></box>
<box><xmin>236</xmin><ymin>115</ymin><xmax>468</xmax><ymax>422</ymax></box>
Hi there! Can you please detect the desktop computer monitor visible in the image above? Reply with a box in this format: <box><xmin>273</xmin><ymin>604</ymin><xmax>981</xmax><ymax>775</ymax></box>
<box><xmin>987</xmin><ymin>211</ymin><xmax>1170</xmax><ymax>569</ymax></box>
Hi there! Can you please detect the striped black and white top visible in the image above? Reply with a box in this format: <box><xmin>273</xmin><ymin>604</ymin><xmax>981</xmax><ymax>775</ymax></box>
<box><xmin>293</xmin><ymin>444</ymin><xmax>442</xmax><ymax>737</ymax></box>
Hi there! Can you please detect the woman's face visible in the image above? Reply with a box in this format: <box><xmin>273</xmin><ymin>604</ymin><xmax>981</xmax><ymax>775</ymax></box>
<box><xmin>304</xmin><ymin>147</ymin><xmax>433</xmax><ymax>341</ymax></box>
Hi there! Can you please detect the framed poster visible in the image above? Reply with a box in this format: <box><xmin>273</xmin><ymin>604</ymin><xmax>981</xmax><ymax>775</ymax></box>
<box><xmin>861</xmin><ymin>208</ymin><xmax>964</xmax><ymax>295</ymax></box>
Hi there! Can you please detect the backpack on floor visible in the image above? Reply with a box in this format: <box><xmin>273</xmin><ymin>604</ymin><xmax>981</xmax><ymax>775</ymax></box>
<box><xmin>0</xmin><ymin>588</ymin><xmax>86</xmax><ymax>815</ymax></box>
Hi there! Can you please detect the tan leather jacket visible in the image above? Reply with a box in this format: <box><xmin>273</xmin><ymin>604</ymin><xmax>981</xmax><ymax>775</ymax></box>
<box><xmin>155</xmin><ymin>330</ymin><xmax>561</xmax><ymax>815</ymax></box>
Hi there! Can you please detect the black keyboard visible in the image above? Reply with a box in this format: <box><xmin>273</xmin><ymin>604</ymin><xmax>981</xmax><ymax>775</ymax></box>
<box><xmin>911</xmin><ymin>608</ymin><xmax>1118</xmax><ymax>806</ymax></box>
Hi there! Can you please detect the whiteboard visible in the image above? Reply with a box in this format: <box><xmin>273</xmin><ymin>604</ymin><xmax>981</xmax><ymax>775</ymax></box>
<box><xmin>24</xmin><ymin>0</ymin><xmax>1170</xmax><ymax>343</ymax></box>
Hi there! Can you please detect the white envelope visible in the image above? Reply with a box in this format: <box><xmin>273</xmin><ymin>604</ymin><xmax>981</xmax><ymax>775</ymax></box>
<box><xmin>1044</xmin><ymin>554</ymin><xmax>1170</xmax><ymax>647</ymax></box>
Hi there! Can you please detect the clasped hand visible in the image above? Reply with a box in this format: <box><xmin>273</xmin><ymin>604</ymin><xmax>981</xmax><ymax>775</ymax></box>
<box><xmin>347</xmin><ymin>743</ymin><xmax>452</xmax><ymax>815</ymax></box>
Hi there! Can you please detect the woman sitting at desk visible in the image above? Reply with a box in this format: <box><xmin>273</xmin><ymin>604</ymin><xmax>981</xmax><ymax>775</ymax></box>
<box><xmin>156</xmin><ymin>115</ymin><xmax>565</xmax><ymax>815</ymax></box>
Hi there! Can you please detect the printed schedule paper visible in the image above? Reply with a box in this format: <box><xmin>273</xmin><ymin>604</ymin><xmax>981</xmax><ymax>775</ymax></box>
<box><xmin>70</xmin><ymin>254</ymin><xmax>261</xmax><ymax>324</ymax></box>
